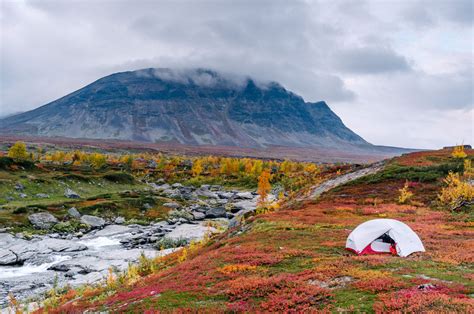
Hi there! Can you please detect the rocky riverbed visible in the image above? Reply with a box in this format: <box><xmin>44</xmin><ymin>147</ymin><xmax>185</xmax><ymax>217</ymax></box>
<box><xmin>0</xmin><ymin>182</ymin><xmax>272</xmax><ymax>308</ymax></box>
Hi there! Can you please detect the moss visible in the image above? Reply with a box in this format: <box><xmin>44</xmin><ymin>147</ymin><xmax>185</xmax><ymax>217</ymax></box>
<box><xmin>138</xmin><ymin>291</ymin><xmax>226</xmax><ymax>310</ymax></box>
<box><xmin>333</xmin><ymin>289</ymin><xmax>377</xmax><ymax>312</ymax></box>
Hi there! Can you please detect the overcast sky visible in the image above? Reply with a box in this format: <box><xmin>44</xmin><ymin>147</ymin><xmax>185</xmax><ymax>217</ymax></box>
<box><xmin>1</xmin><ymin>0</ymin><xmax>472</xmax><ymax>149</ymax></box>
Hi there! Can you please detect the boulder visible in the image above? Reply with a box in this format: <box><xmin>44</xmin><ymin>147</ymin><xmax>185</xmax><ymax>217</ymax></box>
<box><xmin>217</xmin><ymin>191</ymin><xmax>234</xmax><ymax>199</ymax></box>
<box><xmin>0</xmin><ymin>249</ymin><xmax>19</xmax><ymax>265</ymax></box>
<box><xmin>209</xmin><ymin>185</ymin><xmax>222</xmax><ymax>191</ymax></box>
<box><xmin>80</xmin><ymin>215</ymin><xmax>106</xmax><ymax>228</ymax></box>
<box><xmin>150</xmin><ymin>183</ymin><xmax>170</xmax><ymax>191</ymax></box>
<box><xmin>68</xmin><ymin>207</ymin><xmax>81</xmax><ymax>218</ymax></box>
<box><xmin>164</xmin><ymin>223</ymin><xmax>215</xmax><ymax>242</ymax></box>
<box><xmin>14</xmin><ymin>183</ymin><xmax>25</xmax><ymax>191</ymax></box>
<box><xmin>114</xmin><ymin>216</ymin><xmax>125</xmax><ymax>224</ymax></box>
<box><xmin>196</xmin><ymin>190</ymin><xmax>219</xmax><ymax>199</ymax></box>
<box><xmin>36</xmin><ymin>238</ymin><xmax>87</xmax><ymax>252</ymax></box>
<box><xmin>192</xmin><ymin>211</ymin><xmax>206</xmax><ymax>220</ymax></box>
<box><xmin>163</xmin><ymin>202</ymin><xmax>180</xmax><ymax>209</ymax></box>
<box><xmin>232</xmin><ymin>200</ymin><xmax>256</xmax><ymax>212</ymax></box>
<box><xmin>28</xmin><ymin>212</ymin><xmax>58</xmax><ymax>229</ymax></box>
<box><xmin>235</xmin><ymin>192</ymin><xmax>254</xmax><ymax>200</ymax></box>
<box><xmin>205</xmin><ymin>207</ymin><xmax>227</xmax><ymax>218</ymax></box>
<box><xmin>147</xmin><ymin>160</ymin><xmax>158</xmax><ymax>168</ymax></box>
<box><xmin>64</xmin><ymin>188</ymin><xmax>81</xmax><ymax>199</ymax></box>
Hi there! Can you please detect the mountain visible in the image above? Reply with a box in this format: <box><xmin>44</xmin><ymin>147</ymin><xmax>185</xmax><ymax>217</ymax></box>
<box><xmin>0</xmin><ymin>68</ymin><xmax>370</xmax><ymax>150</ymax></box>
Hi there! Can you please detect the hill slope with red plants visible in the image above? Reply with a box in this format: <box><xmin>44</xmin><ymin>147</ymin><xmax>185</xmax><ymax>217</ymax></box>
<box><xmin>36</xmin><ymin>148</ymin><xmax>473</xmax><ymax>313</ymax></box>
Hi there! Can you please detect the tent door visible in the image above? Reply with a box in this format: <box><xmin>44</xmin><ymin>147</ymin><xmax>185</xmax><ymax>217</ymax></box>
<box><xmin>360</xmin><ymin>233</ymin><xmax>397</xmax><ymax>255</ymax></box>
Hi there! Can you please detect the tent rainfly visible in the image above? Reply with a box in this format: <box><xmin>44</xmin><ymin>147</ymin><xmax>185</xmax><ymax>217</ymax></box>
<box><xmin>346</xmin><ymin>219</ymin><xmax>425</xmax><ymax>257</ymax></box>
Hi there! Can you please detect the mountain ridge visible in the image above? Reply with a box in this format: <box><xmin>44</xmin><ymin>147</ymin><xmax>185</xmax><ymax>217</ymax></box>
<box><xmin>1</xmin><ymin>68</ymin><xmax>369</xmax><ymax>150</ymax></box>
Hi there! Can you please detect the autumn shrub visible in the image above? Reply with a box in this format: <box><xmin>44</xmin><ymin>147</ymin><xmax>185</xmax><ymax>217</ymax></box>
<box><xmin>8</xmin><ymin>141</ymin><xmax>29</xmax><ymax>160</ymax></box>
<box><xmin>257</xmin><ymin>170</ymin><xmax>271</xmax><ymax>206</ymax></box>
<box><xmin>451</xmin><ymin>145</ymin><xmax>467</xmax><ymax>159</ymax></box>
<box><xmin>344</xmin><ymin>267</ymin><xmax>390</xmax><ymax>281</ymax></box>
<box><xmin>438</xmin><ymin>172</ymin><xmax>474</xmax><ymax>211</ymax></box>
<box><xmin>398</xmin><ymin>181</ymin><xmax>413</xmax><ymax>204</ymax></box>
<box><xmin>218</xmin><ymin>264</ymin><xmax>257</xmax><ymax>275</ymax></box>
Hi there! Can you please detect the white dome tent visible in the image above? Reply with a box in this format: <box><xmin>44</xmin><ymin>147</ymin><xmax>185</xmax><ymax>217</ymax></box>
<box><xmin>346</xmin><ymin>219</ymin><xmax>425</xmax><ymax>257</ymax></box>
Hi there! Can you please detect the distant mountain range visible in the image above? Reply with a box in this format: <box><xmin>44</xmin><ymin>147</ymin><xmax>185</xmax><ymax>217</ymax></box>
<box><xmin>0</xmin><ymin>68</ymin><xmax>408</xmax><ymax>155</ymax></box>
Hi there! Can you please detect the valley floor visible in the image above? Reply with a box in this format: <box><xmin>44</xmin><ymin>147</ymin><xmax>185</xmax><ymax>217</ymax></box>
<box><xmin>38</xmin><ymin>149</ymin><xmax>473</xmax><ymax>313</ymax></box>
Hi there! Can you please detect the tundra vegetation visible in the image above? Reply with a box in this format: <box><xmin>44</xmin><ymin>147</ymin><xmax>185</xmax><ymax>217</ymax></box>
<box><xmin>2</xmin><ymin>143</ymin><xmax>473</xmax><ymax>312</ymax></box>
<box><xmin>0</xmin><ymin>141</ymin><xmax>335</xmax><ymax>233</ymax></box>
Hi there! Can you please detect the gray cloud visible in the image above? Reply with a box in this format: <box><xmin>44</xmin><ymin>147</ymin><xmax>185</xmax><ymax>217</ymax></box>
<box><xmin>402</xmin><ymin>0</ymin><xmax>473</xmax><ymax>27</ymax></box>
<box><xmin>334</xmin><ymin>46</ymin><xmax>412</xmax><ymax>74</ymax></box>
<box><xmin>0</xmin><ymin>0</ymin><xmax>472</xmax><ymax>148</ymax></box>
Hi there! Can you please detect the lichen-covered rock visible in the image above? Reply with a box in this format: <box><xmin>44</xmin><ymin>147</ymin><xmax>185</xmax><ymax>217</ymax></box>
<box><xmin>64</xmin><ymin>188</ymin><xmax>81</xmax><ymax>199</ymax></box>
<box><xmin>205</xmin><ymin>207</ymin><xmax>227</xmax><ymax>218</ymax></box>
<box><xmin>28</xmin><ymin>212</ymin><xmax>58</xmax><ymax>229</ymax></box>
<box><xmin>80</xmin><ymin>215</ymin><xmax>106</xmax><ymax>228</ymax></box>
<box><xmin>68</xmin><ymin>207</ymin><xmax>81</xmax><ymax>218</ymax></box>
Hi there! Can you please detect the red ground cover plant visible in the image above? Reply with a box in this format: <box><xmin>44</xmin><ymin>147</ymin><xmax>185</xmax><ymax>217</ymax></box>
<box><xmin>373</xmin><ymin>286</ymin><xmax>474</xmax><ymax>313</ymax></box>
<box><xmin>353</xmin><ymin>277</ymin><xmax>408</xmax><ymax>293</ymax></box>
<box><xmin>259</xmin><ymin>284</ymin><xmax>332</xmax><ymax>312</ymax></box>
<box><xmin>221</xmin><ymin>273</ymin><xmax>333</xmax><ymax>311</ymax></box>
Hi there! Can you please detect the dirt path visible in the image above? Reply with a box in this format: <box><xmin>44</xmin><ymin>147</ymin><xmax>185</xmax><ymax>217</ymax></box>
<box><xmin>298</xmin><ymin>162</ymin><xmax>385</xmax><ymax>202</ymax></box>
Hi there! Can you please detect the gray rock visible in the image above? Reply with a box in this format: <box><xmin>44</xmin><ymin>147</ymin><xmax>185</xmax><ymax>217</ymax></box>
<box><xmin>143</xmin><ymin>203</ymin><xmax>153</xmax><ymax>210</ymax></box>
<box><xmin>196</xmin><ymin>189</ymin><xmax>219</xmax><ymax>199</ymax></box>
<box><xmin>115</xmin><ymin>216</ymin><xmax>125</xmax><ymax>224</ymax></box>
<box><xmin>19</xmin><ymin>193</ymin><xmax>27</xmax><ymax>198</ymax></box>
<box><xmin>92</xmin><ymin>224</ymin><xmax>131</xmax><ymax>237</ymax></box>
<box><xmin>205</xmin><ymin>207</ymin><xmax>227</xmax><ymax>218</ymax></box>
<box><xmin>210</xmin><ymin>185</ymin><xmax>222</xmax><ymax>191</ymax></box>
<box><xmin>80</xmin><ymin>215</ymin><xmax>106</xmax><ymax>228</ymax></box>
<box><xmin>163</xmin><ymin>202</ymin><xmax>180</xmax><ymax>209</ymax></box>
<box><xmin>171</xmin><ymin>183</ymin><xmax>183</xmax><ymax>188</ymax></box>
<box><xmin>235</xmin><ymin>192</ymin><xmax>254</xmax><ymax>200</ymax></box>
<box><xmin>15</xmin><ymin>183</ymin><xmax>25</xmax><ymax>191</ymax></box>
<box><xmin>28</xmin><ymin>212</ymin><xmax>58</xmax><ymax>229</ymax></box>
<box><xmin>232</xmin><ymin>199</ymin><xmax>256</xmax><ymax>212</ymax></box>
<box><xmin>164</xmin><ymin>223</ymin><xmax>215</xmax><ymax>242</ymax></box>
<box><xmin>35</xmin><ymin>238</ymin><xmax>87</xmax><ymax>252</ymax></box>
<box><xmin>35</xmin><ymin>193</ymin><xmax>50</xmax><ymax>198</ymax></box>
<box><xmin>192</xmin><ymin>211</ymin><xmax>206</xmax><ymax>220</ymax></box>
<box><xmin>217</xmin><ymin>191</ymin><xmax>234</xmax><ymax>199</ymax></box>
<box><xmin>0</xmin><ymin>248</ymin><xmax>19</xmax><ymax>265</ymax></box>
<box><xmin>150</xmin><ymin>183</ymin><xmax>170</xmax><ymax>191</ymax></box>
<box><xmin>64</xmin><ymin>188</ymin><xmax>80</xmax><ymax>199</ymax></box>
<box><xmin>68</xmin><ymin>207</ymin><xmax>81</xmax><ymax>218</ymax></box>
<box><xmin>147</xmin><ymin>160</ymin><xmax>158</xmax><ymax>168</ymax></box>
<box><xmin>6</xmin><ymin>196</ymin><xmax>14</xmax><ymax>201</ymax></box>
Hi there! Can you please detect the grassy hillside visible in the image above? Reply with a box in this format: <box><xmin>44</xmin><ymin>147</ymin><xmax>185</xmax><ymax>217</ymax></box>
<box><xmin>31</xmin><ymin>148</ymin><xmax>473</xmax><ymax>313</ymax></box>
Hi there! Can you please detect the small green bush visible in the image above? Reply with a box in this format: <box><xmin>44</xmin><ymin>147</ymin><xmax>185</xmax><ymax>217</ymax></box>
<box><xmin>52</xmin><ymin>220</ymin><xmax>89</xmax><ymax>233</ymax></box>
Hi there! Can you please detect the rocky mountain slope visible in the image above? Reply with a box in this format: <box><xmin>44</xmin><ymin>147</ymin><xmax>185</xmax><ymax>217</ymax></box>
<box><xmin>0</xmin><ymin>68</ymin><xmax>371</xmax><ymax>150</ymax></box>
